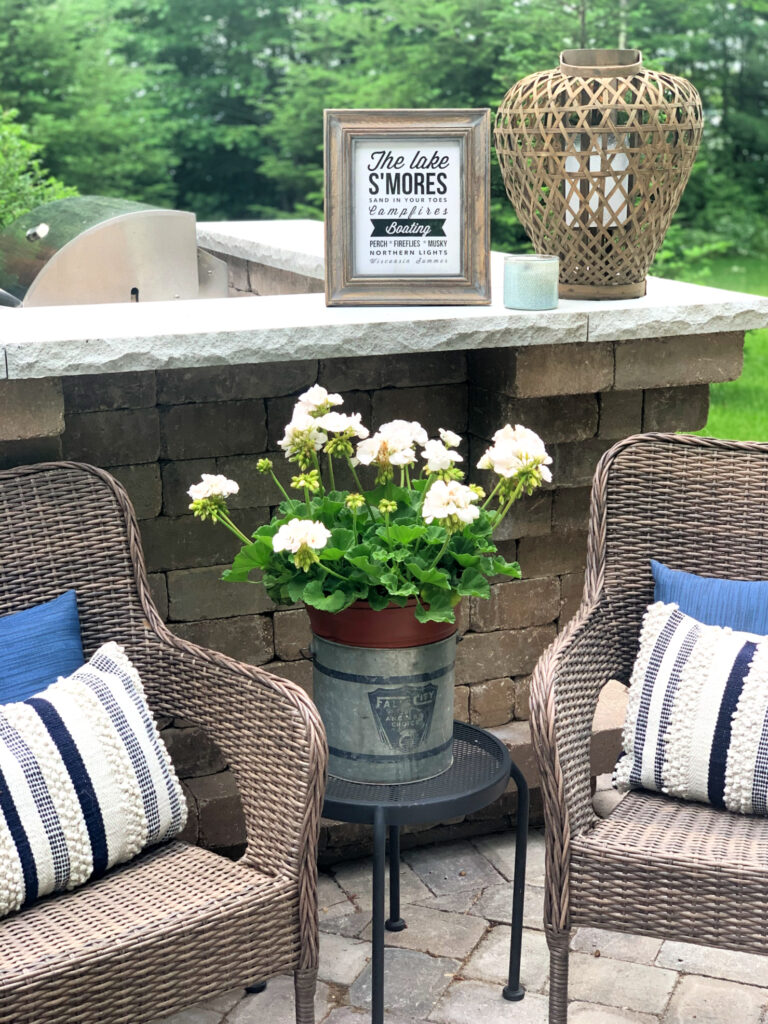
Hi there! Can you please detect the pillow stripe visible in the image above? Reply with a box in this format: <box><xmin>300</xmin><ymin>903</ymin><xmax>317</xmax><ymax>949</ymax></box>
<box><xmin>708</xmin><ymin>641</ymin><xmax>757</xmax><ymax>808</ymax></box>
<box><xmin>654</xmin><ymin>623</ymin><xmax>700</xmax><ymax>790</ymax></box>
<box><xmin>78</xmin><ymin>670</ymin><xmax>162</xmax><ymax>842</ymax></box>
<box><xmin>27</xmin><ymin>697</ymin><xmax>109</xmax><ymax>878</ymax></box>
<box><xmin>91</xmin><ymin>648</ymin><xmax>185</xmax><ymax>838</ymax></box>
<box><xmin>0</xmin><ymin>714</ymin><xmax>69</xmax><ymax>889</ymax></box>
<box><xmin>630</xmin><ymin>609</ymin><xmax>685</xmax><ymax>788</ymax></box>
<box><xmin>0</xmin><ymin>762</ymin><xmax>38</xmax><ymax>904</ymax></box>
<box><xmin>752</xmin><ymin>713</ymin><xmax>768</xmax><ymax>815</ymax></box>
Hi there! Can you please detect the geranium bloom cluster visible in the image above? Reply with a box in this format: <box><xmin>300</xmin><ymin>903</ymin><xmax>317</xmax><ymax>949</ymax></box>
<box><xmin>356</xmin><ymin>420</ymin><xmax>428</xmax><ymax>483</ymax></box>
<box><xmin>421</xmin><ymin>479</ymin><xmax>480</xmax><ymax>532</ymax></box>
<box><xmin>188</xmin><ymin>474</ymin><xmax>239</xmax><ymax>521</ymax></box>
<box><xmin>272</xmin><ymin>518</ymin><xmax>331</xmax><ymax>571</ymax></box>
<box><xmin>477</xmin><ymin>424</ymin><xmax>553</xmax><ymax>497</ymax></box>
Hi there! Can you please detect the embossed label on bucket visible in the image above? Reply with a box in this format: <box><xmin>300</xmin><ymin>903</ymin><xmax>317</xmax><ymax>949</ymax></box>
<box><xmin>368</xmin><ymin>683</ymin><xmax>437</xmax><ymax>752</ymax></box>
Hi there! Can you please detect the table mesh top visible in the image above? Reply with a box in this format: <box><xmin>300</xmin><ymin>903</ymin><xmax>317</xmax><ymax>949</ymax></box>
<box><xmin>324</xmin><ymin>721</ymin><xmax>509</xmax><ymax>812</ymax></box>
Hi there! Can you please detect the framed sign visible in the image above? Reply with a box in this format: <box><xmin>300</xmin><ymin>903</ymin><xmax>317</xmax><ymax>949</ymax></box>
<box><xmin>324</xmin><ymin>108</ymin><xmax>490</xmax><ymax>306</ymax></box>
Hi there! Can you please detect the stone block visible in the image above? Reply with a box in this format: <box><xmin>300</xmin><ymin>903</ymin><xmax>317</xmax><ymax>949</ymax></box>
<box><xmin>663</xmin><ymin>975</ymin><xmax>767</xmax><ymax>1024</ymax></box>
<box><xmin>371</xmin><ymin>384</ymin><xmax>468</xmax><ymax>435</ymax></box>
<box><xmin>552</xmin><ymin>486</ymin><xmax>591</xmax><ymax>532</ymax></box>
<box><xmin>0</xmin><ymin>435</ymin><xmax>62</xmax><ymax>469</ymax></box>
<box><xmin>171</xmin><ymin>613</ymin><xmax>274</xmax><ymax>666</ymax></box>
<box><xmin>248</xmin><ymin>261</ymin><xmax>325</xmax><ymax>295</ymax></box>
<box><xmin>167</xmin><ymin>564</ymin><xmax>274</xmax><ymax>621</ymax></box>
<box><xmin>656</xmin><ymin>938</ymin><xmax>768</xmax><ymax>987</ymax></box>
<box><xmin>559</xmin><ymin>571</ymin><xmax>585</xmax><ymax>626</ymax></box>
<box><xmin>139</xmin><ymin>507</ymin><xmax>268</xmax><ymax>572</ymax></box>
<box><xmin>324</xmin><ymin>352</ymin><xmax>467</xmax><ymax>392</ymax></box>
<box><xmin>216</xmin><ymin>453</ymin><xmax>307</xmax><ymax>509</ymax></box>
<box><xmin>106</xmin><ymin>463</ymin><xmax>162</xmax><ymax>520</ymax></box>
<box><xmin>62</xmin><ymin>408</ymin><xmax>160</xmax><ymax>465</ymax></box>
<box><xmin>551</xmin><ymin>438</ymin><xmax>615</xmax><ymax>488</ymax></box>
<box><xmin>518</xmin><ymin>531</ymin><xmax>588</xmax><ymax>577</ymax></box>
<box><xmin>513</xmin><ymin>675</ymin><xmax>531</xmax><ymax>719</ymax></box>
<box><xmin>267</xmin><ymin>391</ymin><xmax>372</xmax><ymax>450</ymax></box>
<box><xmin>456</xmin><ymin>625</ymin><xmax>556</xmax><ymax>683</ymax></box>
<box><xmin>162</xmin><ymin>723</ymin><xmax>227</xmax><ymax>777</ymax></box>
<box><xmin>160</xmin><ymin>399</ymin><xmax>267</xmax><ymax>459</ymax></box>
<box><xmin>614</xmin><ymin>331</ymin><xmax>744</xmax><ymax>390</ymax></box>
<box><xmin>148</xmin><ymin>573</ymin><xmax>168</xmax><ymax>621</ymax></box>
<box><xmin>469</xmin><ymin>342</ymin><xmax>614</xmax><ymax>398</ymax></box>
<box><xmin>161</xmin><ymin>458</ymin><xmax>217</xmax><ymax>517</ymax></box>
<box><xmin>469</xmin><ymin>388</ymin><xmax>599</xmax><ymax>444</ymax></box>
<box><xmin>567</xmin><ymin>953</ymin><xmax>678</xmax><ymax>1014</ymax></box>
<box><xmin>643</xmin><ymin>383</ymin><xmax>710</xmax><ymax>432</ymax></box>
<box><xmin>273</xmin><ymin>608</ymin><xmax>312</xmax><ymax>661</ymax></box>
<box><xmin>469</xmin><ymin>677</ymin><xmax>515</xmax><ymax>728</ymax></box>
<box><xmin>0</xmin><ymin>378</ymin><xmax>64</xmax><ymax>440</ymax></box>
<box><xmin>156</xmin><ymin>360</ymin><xmax>317</xmax><ymax>405</ymax></box>
<box><xmin>185</xmin><ymin>770</ymin><xmax>247</xmax><ymax>851</ymax></box>
<box><xmin>61</xmin><ymin>371</ymin><xmax>156</xmax><ymax>412</ymax></box>
<box><xmin>490</xmin><ymin>491</ymin><xmax>552</xmax><ymax>541</ymax></box>
<box><xmin>454</xmin><ymin>684</ymin><xmax>470</xmax><ymax>723</ymax></box>
<box><xmin>470</xmin><ymin>577</ymin><xmax>560</xmax><ymax>632</ymax></box>
<box><xmin>598</xmin><ymin>390</ymin><xmax>643</xmax><ymax>438</ymax></box>
<box><xmin>267</xmin><ymin>658</ymin><xmax>314</xmax><ymax>695</ymax></box>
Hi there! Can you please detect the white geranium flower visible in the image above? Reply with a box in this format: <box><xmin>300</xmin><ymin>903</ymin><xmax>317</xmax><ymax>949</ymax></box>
<box><xmin>272</xmin><ymin>518</ymin><xmax>331</xmax><ymax>554</ymax></box>
<box><xmin>188</xmin><ymin>474</ymin><xmax>239</xmax><ymax>501</ymax></box>
<box><xmin>477</xmin><ymin>424</ymin><xmax>552</xmax><ymax>480</ymax></box>
<box><xmin>422</xmin><ymin>479</ymin><xmax>480</xmax><ymax>525</ymax></box>
<box><xmin>379</xmin><ymin>419</ymin><xmax>428</xmax><ymax>447</ymax></box>
<box><xmin>438</xmin><ymin>428</ymin><xmax>462</xmax><ymax>449</ymax></box>
<box><xmin>296</xmin><ymin>384</ymin><xmax>343</xmax><ymax>414</ymax></box>
<box><xmin>314</xmin><ymin>411</ymin><xmax>369</xmax><ymax>438</ymax></box>
<box><xmin>278</xmin><ymin>408</ymin><xmax>328</xmax><ymax>456</ymax></box>
<box><xmin>421</xmin><ymin>439</ymin><xmax>463</xmax><ymax>473</ymax></box>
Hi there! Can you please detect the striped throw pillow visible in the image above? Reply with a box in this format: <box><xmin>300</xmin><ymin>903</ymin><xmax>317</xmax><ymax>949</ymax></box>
<box><xmin>0</xmin><ymin>642</ymin><xmax>187</xmax><ymax>916</ymax></box>
<box><xmin>614</xmin><ymin>602</ymin><xmax>768</xmax><ymax>815</ymax></box>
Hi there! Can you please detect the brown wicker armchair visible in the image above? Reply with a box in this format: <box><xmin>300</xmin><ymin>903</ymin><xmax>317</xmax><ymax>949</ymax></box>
<box><xmin>530</xmin><ymin>433</ymin><xmax>768</xmax><ymax>1023</ymax></box>
<box><xmin>0</xmin><ymin>462</ymin><xmax>327</xmax><ymax>1024</ymax></box>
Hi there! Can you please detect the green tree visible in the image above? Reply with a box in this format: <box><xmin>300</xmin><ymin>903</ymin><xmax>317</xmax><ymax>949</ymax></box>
<box><xmin>0</xmin><ymin>108</ymin><xmax>76</xmax><ymax>229</ymax></box>
<box><xmin>0</xmin><ymin>0</ymin><xmax>178</xmax><ymax>205</ymax></box>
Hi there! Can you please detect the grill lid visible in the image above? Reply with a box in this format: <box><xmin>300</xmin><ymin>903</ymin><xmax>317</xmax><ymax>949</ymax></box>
<box><xmin>0</xmin><ymin>195</ymin><xmax>227</xmax><ymax>307</ymax></box>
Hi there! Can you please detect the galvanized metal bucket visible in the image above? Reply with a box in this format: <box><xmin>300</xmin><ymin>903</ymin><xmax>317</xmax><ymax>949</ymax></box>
<box><xmin>312</xmin><ymin>633</ymin><xmax>456</xmax><ymax>784</ymax></box>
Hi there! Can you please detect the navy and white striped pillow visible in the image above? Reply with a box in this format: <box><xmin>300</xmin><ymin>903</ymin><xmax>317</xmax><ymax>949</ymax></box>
<box><xmin>0</xmin><ymin>642</ymin><xmax>186</xmax><ymax>916</ymax></box>
<box><xmin>615</xmin><ymin>602</ymin><xmax>768</xmax><ymax>815</ymax></box>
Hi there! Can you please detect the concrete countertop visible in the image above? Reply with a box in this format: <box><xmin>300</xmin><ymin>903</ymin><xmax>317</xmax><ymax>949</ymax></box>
<box><xmin>2</xmin><ymin>219</ymin><xmax>767</xmax><ymax>380</ymax></box>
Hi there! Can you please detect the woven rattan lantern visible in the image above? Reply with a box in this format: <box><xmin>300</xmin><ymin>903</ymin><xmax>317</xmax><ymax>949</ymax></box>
<box><xmin>494</xmin><ymin>49</ymin><xmax>703</xmax><ymax>299</ymax></box>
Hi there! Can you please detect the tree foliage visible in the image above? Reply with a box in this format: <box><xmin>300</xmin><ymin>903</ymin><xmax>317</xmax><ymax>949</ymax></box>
<box><xmin>0</xmin><ymin>108</ymin><xmax>76</xmax><ymax>229</ymax></box>
<box><xmin>0</xmin><ymin>0</ymin><xmax>764</xmax><ymax>265</ymax></box>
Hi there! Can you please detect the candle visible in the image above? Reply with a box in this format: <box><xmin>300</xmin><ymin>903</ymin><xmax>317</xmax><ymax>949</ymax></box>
<box><xmin>503</xmin><ymin>255</ymin><xmax>559</xmax><ymax>310</ymax></box>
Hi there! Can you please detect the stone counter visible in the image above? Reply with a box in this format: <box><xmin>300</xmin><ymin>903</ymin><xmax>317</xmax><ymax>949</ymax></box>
<box><xmin>1</xmin><ymin>220</ymin><xmax>767</xmax><ymax>858</ymax></box>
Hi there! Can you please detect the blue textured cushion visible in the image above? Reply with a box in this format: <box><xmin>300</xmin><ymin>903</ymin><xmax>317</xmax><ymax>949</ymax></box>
<box><xmin>0</xmin><ymin>591</ymin><xmax>84</xmax><ymax>702</ymax></box>
<box><xmin>651</xmin><ymin>559</ymin><xmax>768</xmax><ymax>635</ymax></box>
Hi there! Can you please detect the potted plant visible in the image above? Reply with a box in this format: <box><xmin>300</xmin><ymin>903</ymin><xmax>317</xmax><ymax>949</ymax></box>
<box><xmin>189</xmin><ymin>386</ymin><xmax>551</xmax><ymax>784</ymax></box>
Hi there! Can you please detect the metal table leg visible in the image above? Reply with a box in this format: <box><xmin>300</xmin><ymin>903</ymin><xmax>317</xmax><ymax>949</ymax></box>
<box><xmin>386</xmin><ymin>825</ymin><xmax>406</xmax><ymax>932</ymax></box>
<box><xmin>371</xmin><ymin>806</ymin><xmax>386</xmax><ymax>1024</ymax></box>
<box><xmin>503</xmin><ymin>761</ymin><xmax>529</xmax><ymax>1002</ymax></box>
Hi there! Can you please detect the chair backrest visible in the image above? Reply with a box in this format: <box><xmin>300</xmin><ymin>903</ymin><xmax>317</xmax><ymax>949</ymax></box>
<box><xmin>0</xmin><ymin>461</ymin><xmax>156</xmax><ymax>680</ymax></box>
<box><xmin>587</xmin><ymin>433</ymin><xmax>768</xmax><ymax>677</ymax></box>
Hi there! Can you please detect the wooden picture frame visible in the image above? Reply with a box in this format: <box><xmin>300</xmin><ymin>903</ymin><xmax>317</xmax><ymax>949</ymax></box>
<box><xmin>324</xmin><ymin>108</ymin><xmax>490</xmax><ymax>306</ymax></box>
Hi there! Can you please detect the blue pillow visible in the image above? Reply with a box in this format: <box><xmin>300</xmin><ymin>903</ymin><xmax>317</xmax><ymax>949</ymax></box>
<box><xmin>0</xmin><ymin>590</ymin><xmax>84</xmax><ymax>702</ymax></box>
<box><xmin>651</xmin><ymin>559</ymin><xmax>768</xmax><ymax>635</ymax></box>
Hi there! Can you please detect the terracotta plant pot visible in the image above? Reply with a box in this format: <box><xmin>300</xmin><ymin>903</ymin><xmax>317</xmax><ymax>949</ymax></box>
<box><xmin>306</xmin><ymin>600</ymin><xmax>457</xmax><ymax>784</ymax></box>
<box><xmin>305</xmin><ymin>598</ymin><xmax>455</xmax><ymax>649</ymax></box>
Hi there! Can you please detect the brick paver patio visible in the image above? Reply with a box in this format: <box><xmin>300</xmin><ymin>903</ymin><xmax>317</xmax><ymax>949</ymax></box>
<box><xmin>150</xmin><ymin>809</ymin><xmax>768</xmax><ymax>1024</ymax></box>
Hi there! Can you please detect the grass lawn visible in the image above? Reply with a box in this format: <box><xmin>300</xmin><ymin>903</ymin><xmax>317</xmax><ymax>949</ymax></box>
<box><xmin>677</xmin><ymin>255</ymin><xmax>768</xmax><ymax>441</ymax></box>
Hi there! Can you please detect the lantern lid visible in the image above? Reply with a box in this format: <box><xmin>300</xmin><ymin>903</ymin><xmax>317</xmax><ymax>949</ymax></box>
<box><xmin>560</xmin><ymin>49</ymin><xmax>643</xmax><ymax>77</ymax></box>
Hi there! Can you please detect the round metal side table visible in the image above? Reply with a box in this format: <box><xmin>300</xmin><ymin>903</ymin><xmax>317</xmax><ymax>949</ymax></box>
<box><xmin>323</xmin><ymin>722</ymin><xmax>529</xmax><ymax>1024</ymax></box>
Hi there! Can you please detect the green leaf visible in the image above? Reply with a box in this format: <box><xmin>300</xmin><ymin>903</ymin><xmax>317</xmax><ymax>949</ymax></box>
<box><xmin>450</xmin><ymin>551</ymin><xmax>481</xmax><ymax>567</ymax></box>
<box><xmin>405</xmin><ymin>561</ymin><xmax>452</xmax><ymax>588</ymax></box>
<box><xmin>457</xmin><ymin>567</ymin><xmax>490</xmax><ymax>599</ymax></box>
<box><xmin>380</xmin><ymin>571</ymin><xmax>419</xmax><ymax>596</ymax></box>
<box><xmin>492</xmin><ymin>557</ymin><xmax>522</xmax><ymax>579</ymax></box>
<box><xmin>330</xmin><ymin>527</ymin><xmax>355</xmax><ymax>551</ymax></box>
<box><xmin>387</xmin><ymin>523</ymin><xmax>427</xmax><ymax>545</ymax></box>
<box><xmin>367</xmin><ymin>589</ymin><xmax>391</xmax><ymax>611</ymax></box>
<box><xmin>302</xmin><ymin>579</ymin><xmax>348</xmax><ymax>612</ymax></box>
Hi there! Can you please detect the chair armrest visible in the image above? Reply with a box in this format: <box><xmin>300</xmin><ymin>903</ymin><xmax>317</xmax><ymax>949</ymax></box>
<box><xmin>530</xmin><ymin>598</ymin><xmax>629</xmax><ymax>932</ymax></box>
<box><xmin>129</xmin><ymin>620</ymin><xmax>327</xmax><ymax>888</ymax></box>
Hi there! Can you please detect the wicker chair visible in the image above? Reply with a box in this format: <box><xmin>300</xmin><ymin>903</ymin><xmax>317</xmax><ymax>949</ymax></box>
<box><xmin>0</xmin><ymin>461</ymin><xmax>327</xmax><ymax>1024</ymax></box>
<box><xmin>530</xmin><ymin>433</ymin><xmax>768</xmax><ymax>1023</ymax></box>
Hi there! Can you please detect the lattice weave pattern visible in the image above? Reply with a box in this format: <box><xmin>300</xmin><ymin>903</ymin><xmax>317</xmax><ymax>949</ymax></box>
<box><xmin>495</xmin><ymin>52</ymin><xmax>702</xmax><ymax>298</ymax></box>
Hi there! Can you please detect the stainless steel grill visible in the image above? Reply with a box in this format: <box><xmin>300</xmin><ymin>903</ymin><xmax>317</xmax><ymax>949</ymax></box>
<box><xmin>0</xmin><ymin>195</ymin><xmax>227</xmax><ymax>307</ymax></box>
